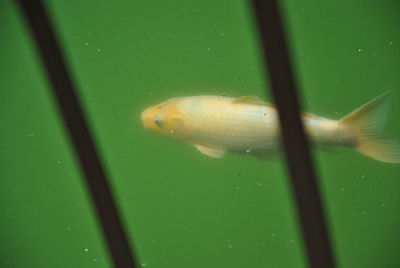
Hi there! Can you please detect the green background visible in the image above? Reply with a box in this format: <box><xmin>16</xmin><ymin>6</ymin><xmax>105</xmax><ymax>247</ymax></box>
<box><xmin>1</xmin><ymin>0</ymin><xmax>400</xmax><ymax>267</ymax></box>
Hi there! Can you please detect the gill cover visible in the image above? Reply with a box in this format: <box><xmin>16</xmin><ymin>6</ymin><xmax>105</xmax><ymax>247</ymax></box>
<box><xmin>141</xmin><ymin>99</ymin><xmax>190</xmax><ymax>141</ymax></box>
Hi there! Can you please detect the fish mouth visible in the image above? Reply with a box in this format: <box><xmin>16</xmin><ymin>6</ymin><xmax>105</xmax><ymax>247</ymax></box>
<box><xmin>141</xmin><ymin>108</ymin><xmax>151</xmax><ymax>129</ymax></box>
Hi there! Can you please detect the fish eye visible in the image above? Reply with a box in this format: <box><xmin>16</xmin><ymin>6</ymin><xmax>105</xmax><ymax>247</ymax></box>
<box><xmin>154</xmin><ymin>116</ymin><xmax>162</xmax><ymax>126</ymax></box>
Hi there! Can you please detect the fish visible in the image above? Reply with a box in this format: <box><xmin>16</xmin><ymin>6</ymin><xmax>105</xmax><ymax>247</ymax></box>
<box><xmin>141</xmin><ymin>92</ymin><xmax>400</xmax><ymax>163</ymax></box>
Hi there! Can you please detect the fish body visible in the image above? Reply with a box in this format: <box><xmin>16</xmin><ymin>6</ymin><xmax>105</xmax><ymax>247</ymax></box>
<box><xmin>141</xmin><ymin>93</ymin><xmax>400</xmax><ymax>163</ymax></box>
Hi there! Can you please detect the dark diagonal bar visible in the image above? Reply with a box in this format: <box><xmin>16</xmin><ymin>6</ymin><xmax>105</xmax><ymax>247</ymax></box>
<box><xmin>17</xmin><ymin>1</ymin><xmax>137</xmax><ymax>267</ymax></box>
<box><xmin>251</xmin><ymin>1</ymin><xmax>335</xmax><ymax>267</ymax></box>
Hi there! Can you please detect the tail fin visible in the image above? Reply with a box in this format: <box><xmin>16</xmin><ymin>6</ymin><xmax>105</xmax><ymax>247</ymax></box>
<box><xmin>339</xmin><ymin>92</ymin><xmax>400</xmax><ymax>163</ymax></box>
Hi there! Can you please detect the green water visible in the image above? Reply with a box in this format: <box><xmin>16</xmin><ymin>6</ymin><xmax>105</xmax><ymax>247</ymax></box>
<box><xmin>1</xmin><ymin>0</ymin><xmax>400</xmax><ymax>267</ymax></box>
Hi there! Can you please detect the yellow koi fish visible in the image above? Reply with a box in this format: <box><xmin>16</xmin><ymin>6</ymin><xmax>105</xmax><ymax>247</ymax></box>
<box><xmin>141</xmin><ymin>92</ymin><xmax>400</xmax><ymax>163</ymax></box>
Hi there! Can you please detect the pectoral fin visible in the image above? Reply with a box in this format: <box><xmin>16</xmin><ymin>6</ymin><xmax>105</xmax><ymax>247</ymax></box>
<box><xmin>194</xmin><ymin>144</ymin><xmax>225</xmax><ymax>158</ymax></box>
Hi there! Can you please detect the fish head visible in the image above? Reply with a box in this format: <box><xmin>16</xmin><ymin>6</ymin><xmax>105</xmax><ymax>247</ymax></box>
<box><xmin>141</xmin><ymin>98</ymin><xmax>190</xmax><ymax>141</ymax></box>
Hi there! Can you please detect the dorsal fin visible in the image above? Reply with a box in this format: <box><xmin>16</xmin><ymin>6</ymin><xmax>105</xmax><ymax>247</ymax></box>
<box><xmin>233</xmin><ymin>96</ymin><xmax>320</xmax><ymax>119</ymax></box>
<box><xmin>232</xmin><ymin>96</ymin><xmax>273</xmax><ymax>107</ymax></box>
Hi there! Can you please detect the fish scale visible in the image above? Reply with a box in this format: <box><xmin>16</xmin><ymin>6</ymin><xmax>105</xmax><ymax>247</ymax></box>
<box><xmin>141</xmin><ymin>93</ymin><xmax>400</xmax><ymax>163</ymax></box>
<box><xmin>178</xmin><ymin>97</ymin><xmax>280</xmax><ymax>151</ymax></box>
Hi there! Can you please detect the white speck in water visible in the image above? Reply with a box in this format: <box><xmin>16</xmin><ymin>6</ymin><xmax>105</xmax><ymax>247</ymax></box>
<box><xmin>97</xmin><ymin>48</ymin><xmax>101</xmax><ymax>52</ymax></box>
<box><xmin>236</xmin><ymin>186</ymin><xmax>240</xmax><ymax>190</ymax></box>
<box><xmin>389</xmin><ymin>41</ymin><xmax>393</xmax><ymax>45</ymax></box>
<box><xmin>85</xmin><ymin>42</ymin><xmax>89</xmax><ymax>46</ymax></box>
<box><xmin>358</xmin><ymin>48</ymin><xmax>362</xmax><ymax>52</ymax></box>
<box><xmin>227</xmin><ymin>244</ymin><xmax>232</xmax><ymax>248</ymax></box>
<box><xmin>141</xmin><ymin>263</ymin><xmax>147</xmax><ymax>267</ymax></box>
<box><xmin>341</xmin><ymin>187</ymin><xmax>345</xmax><ymax>192</ymax></box>
<box><xmin>381</xmin><ymin>203</ymin><xmax>385</xmax><ymax>207</ymax></box>
<box><xmin>57</xmin><ymin>161</ymin><xmax>62</xmax><ymax>164</ymax></box>
<box><xmin>256</xmin><ymin>182</ymin><xmax>262</xmax><ymax>186</ymax></box>
<box><xmin>66</xmin><ymin>227</ymin><xmax>71</xmax><ymax>231</ymax></box>
<box><xmin>27</xmin><ymin>133</ymin><xmax>34</xmax><ymax>137</ymax></box>
<box><xmin>246</xmin><ymin>148</ymin><xmax>251</xmax><ymax>153</ymax></box>
<box><xmin>207</xmin><ymin>47</ymin><xmax>211</xmax><ymax>51</ymax></box>
<box><xmin>271</xmin><ymin>233</ymin><xmax>276</xmax><ymax>237</ymax></box>
<box><xmin>84</xmin><ymin>248</ymin><xmax>89</xmax><ymax>252</ymax></box>
<box><xmin>170</xmin><ymin>129</ymin><xmax>174</xmax><ymax>133</ymax></box>
<box><xmin>361</xmin><ymin>175</ymin><xmax>366</xmax><ymax>179</ymax></box>
<box><xmin>93</xmin><ymin>258</ymin><xmax>98</xmax><ymax>262</ymax></box>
